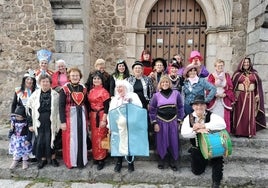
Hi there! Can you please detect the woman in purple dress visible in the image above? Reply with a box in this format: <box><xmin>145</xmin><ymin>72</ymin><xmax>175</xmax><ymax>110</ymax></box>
<box><xmin>149</xmin><ymin>76</ymin><xmax>184</xmax><ymax>171</ymax></box>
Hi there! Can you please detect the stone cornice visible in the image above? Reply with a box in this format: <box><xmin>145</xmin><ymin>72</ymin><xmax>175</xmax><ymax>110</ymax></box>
<box><xmin>125</xmin><ymin>28</ymin><xmax>147</xmax><ymax>34</ymax></box>
<box><xmin>205</xmin><ymin>26</ymin><xmax>234</xmax><ymax>34</ymax></box>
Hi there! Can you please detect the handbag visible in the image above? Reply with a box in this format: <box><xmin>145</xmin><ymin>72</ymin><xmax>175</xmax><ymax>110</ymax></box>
<box><xmin>101</xmin><ymin>133</ymin><xmax>110</xmax><ymax>150</ymax></box>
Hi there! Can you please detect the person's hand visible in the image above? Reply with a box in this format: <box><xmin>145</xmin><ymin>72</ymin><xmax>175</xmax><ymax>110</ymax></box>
<box><xmin>29</xmin><ymin>126</ymin><xmax>34</xmax><ymax>132</ymax></box>
<box><xmin>154</xmin><ymin>124</ymin><xmax>160</xmax><ymax>132</ymax></box>
<box><xmin>196</xmin><ymin>128</ymin><xmax>209</xmax><ymax>134</ymax></box>
<box><xmin>192</xmin><ymin>123</ymin><xmax>205</xmax><ymax>131</ymax></box>
<box><xmin>61</xmin><ymin>123</ymin><xmax>67</xmax><ymax>131</ymax></box>
<box><xmin>255</xmin><ymin>95</ymin><xmax>260</xmax><ymax>102</ymax></box>
<box><xmin>148</xmin><ymin>72</ymin><xmax>154</xmax><ymax>78</ymax></box>
<box><xmin>24</xmin><ymin>140</ymin><xmax>30</xmax><ymax>145</ymax></box>
<box><xmin>100</xmin><ymin>120</ymin><xmax>106</xmax><ymax>128</ymax></box>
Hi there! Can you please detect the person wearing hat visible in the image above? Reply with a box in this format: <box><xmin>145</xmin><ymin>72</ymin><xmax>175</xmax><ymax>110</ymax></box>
<box><xmin>35</xmin><ymin>49</ymin><xmax>54</xmax><ymax>85</ymax></box>
<box><xmin>87</xmin><ymin>71</ymin><xmax>111</xmax><ymax>170</ymax></box>
<box><xmin>85</xmin><ymin>58</ymin><xmax>111</xmax><ymax>93</ymax></box>
<box><xmin>59</xmin><ymin>67</ymin><xmax>89</xmax><ymax>169</ymax></box>
<box><xmin>9</xmin><ymin>106</ymin><xmax>32</xmax><ymax>170</ymax></box>
<box><xmin>167</xmin><ymin>54</ymin><xmax>184</xmax><ymax>75</ymax></box>
<box><xmin>180</xmin><ymin>50</ymin><xmax>209</xmax><ymax>78</ymax></box>
<box><xmin>168</xmin><ymin>62</ymin><xmax>184</xmax><ymax>92</ymax></box>
<box><xmin>110</xmin><ymin>59</ymin><xmax>130</xmax><ymax>96</ymax></box>
<box><xmin>51</xmin><ymin>59</ymin><xmax>68</xmax><ymax>93</ymax></box>
<box><xmin>150</xmin><ymin>58</ymin><xmax>168</xmax><ymax>91</ymax></box>
<box><xmin>181</xmin><ymin>95</ymin><xmax>226</xmax><ymax>188</ymax></box>
<box><xmin>182</xmin><ymin>64</ymin><xmax>216</xmax><ymax>115</ymax></box>
<box><xmin>140</xmin><ymin>49</ymin><xmax>153</xmax><ymax>76</ymax></box>
<box><xmin>127</xmin><ymin>61</ymin><xmax>154</xmax><ymax>109</ymax></box>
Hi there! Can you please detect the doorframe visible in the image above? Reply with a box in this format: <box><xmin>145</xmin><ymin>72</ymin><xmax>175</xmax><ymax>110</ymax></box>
<box><xmin>126</xmin><ymin>0</ymin><xmax>234</xmax><ymax>72</ymax></box>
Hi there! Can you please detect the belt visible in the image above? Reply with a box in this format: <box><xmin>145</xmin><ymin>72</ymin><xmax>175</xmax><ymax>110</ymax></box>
<box><xmin>91</xmin><ymin>108</ymin><xmax>104</xmax><ymax>127</ymax></box>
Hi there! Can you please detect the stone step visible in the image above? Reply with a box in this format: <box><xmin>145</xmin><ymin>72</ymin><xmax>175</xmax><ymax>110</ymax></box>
<box><xmin>0</xmin><ymin>154</ymin><xmax>267</xmax><ymax>187</ymax></box>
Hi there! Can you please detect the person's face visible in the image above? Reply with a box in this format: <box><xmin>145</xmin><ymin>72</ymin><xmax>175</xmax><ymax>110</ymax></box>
<box><xmin>170</xmin><ymin>67</ymin><xmax>178</xmax><ymax>75</ymax></box>
<box><xmin>215</xmin><ymin>62</ymin><xmax>224</xmax><ymax>73</ymax></box>
<box><xmin>69</xmin><ymin>71</ymin><xmax>81</xmax><ymax>84</ymax></box>
<box><xmin>39</xmin><ymin>78</ymin><xmax>51</xmax><ymax>92</ymax></box>
<box><xmin>187</xmin><ymin>68</ymin><xmax>197</xmax><ymax>78</ymax></box>
<box><xmin>155</xmin><ymin>61</ymin><xmax>164</xmax><ymax>72</ymax></box>
<box><xmin>96</xmin><ymin>64</ymin><xmax>105</xmax><ymax>73</ymax></box>
<box><xmin>133</xmin><ymin>65</ymin><xmax>143</xmax><ymax>76</ymax></box>
<box><xmin>243</xmin><ymin>59</ymin><xmax>250</xmax><ymax>70</ymax></box>
<box><xmin>191</xmin><ymin>57</ymin><xmax>201</xmax><ymax>66</ymax></box>
<box><xmin>117</xmin><ymin>63</ymin><xmax>126</xmax><ymax>73</ymax></box>
<box><xmin>57</xmin><ymin>62</ymin><xmax>66</xmax><ymax>73</ymax></box>
<box><xmin>143</xmin><ymin>53</ymin><xmax>150</xmax><ymax>61</ymax></box>
<box><xmin>25</xmin><ymin>77</ymin><xmax>34</xmax><ymax>89</ymax></box>
<box><xmin>116</xmin><ymin>85</ymin><xmax>126</xmax><ymax>97</ymax></box>
<box><xmin>192</xmin><ymin>103</ymin><xmax>206</xmax><ymax>116</ymax></box>
<box><xmin>160</xmin><ymin>80</ymin><xmax>170</xmax><ymax>90</ymax></box>
<box><xmin>15</xmin><ymin>115</ymin><xmax>24</xmax><ymax>120</ymax></box>
<box><xmin>39</xmin><ymin>60</ymin><xmax>48</xmax><ymax>70</ymax></box>
<box><xmin>93</xmin><ymin>76</ymin><xmax>102</xmax><ymax>86</ymax></box>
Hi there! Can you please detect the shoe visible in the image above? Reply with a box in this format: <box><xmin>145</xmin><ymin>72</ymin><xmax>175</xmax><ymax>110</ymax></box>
<box><xmin>29</xmin><ymin>158</ymin><xmax>38</xmax><ymax>163</ymax></box>
<box><xmin>158</xmin><ymin>159</ymin><xmax>164</xmax><ymax>169</ymax></box>
<box><xmin>37</xmin><ymin>160</ymin><xmax>47</xmax><ymax>169</ymax></box>
<box><xmin>22</xmin><ymin>160</ymin><xmax>28</xmax><ymax>169</ymax></box>
<box><xmin>9</xmin><ymin>160</ymin><xmax>18</xmax><ymax>169</ymax></box>
<box><xmin>97</xmin><ymin>160</ymin><xmax>105</xmax><ymax>170</ymax></box>
<box><xmin>169</xmin><ymin>164</ymin><xmax>178</xmax><ymax>171</ymax></box>
<box><xmin>51</xmin><ymin>159</ymin><xmax>59</xmax><ymax>167</ymax></box>
<box><xmin>114</xmin><ymin>162</ymin><xmax>122</xmax><ymax>173</ymax></box>
<box><xmin>128</xmin><ymin>163</ymin><xmax>134</xmax><ymax>172</ymax></box>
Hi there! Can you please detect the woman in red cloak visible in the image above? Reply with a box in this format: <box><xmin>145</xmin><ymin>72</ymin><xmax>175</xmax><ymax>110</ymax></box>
<box><xmin>59</xmin><ymin>67</ymin><xmax>88</xmax><ymax>169</ymax></box>
<box><xmin>232</xmin><ymin>57</ymin><xmax>266</xmax><ymax>137</ymax></box>
<box><xmin>88</xmin><ymin>71</ymin><xmax>110</xmax><ymax>170</ymax></box>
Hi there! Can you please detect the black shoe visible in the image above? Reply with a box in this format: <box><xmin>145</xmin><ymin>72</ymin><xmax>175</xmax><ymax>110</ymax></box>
<box><xmin>158</xmin><ymin>159</ymin><xmax>164</xmax><ymax>169</ymax></box>
<box><xmin>128</xmin><ymin>163</ymin><xmax>134</xmax><ymax>172</ymax></box>
<box><xmin>38</xmin><ymin>160</ymin><xmax>47</xmax><ymax>169</ymax></box>
<box><xmin>97</xmin><ymin>160</ymin><xmax>105</xmax><ymax>170</ymax></box>
<box><xmin>114</xmin><ymin>162</ymin><xmax>122</xmax><ymax>173</ymax></box>
<box><xmin>51</xmin><ymin>159</ymin><xmax>59</xmax><ymax>167</ymax></box>
<box><xmin>169</xmin><ymin>164</ymin><xmax>178</xmax><ymax>171</ymax></box>
<box><xmin>29</xmin><ymin>158</ymin><xmax>38</xmax><ymax>163</ymax></box>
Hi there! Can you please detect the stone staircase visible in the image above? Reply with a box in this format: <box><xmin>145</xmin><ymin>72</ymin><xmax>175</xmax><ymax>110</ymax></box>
<box><xmin>0</xmin><ymin>122</ymin><xmax>267</xmax><ymax>187</ymax></box>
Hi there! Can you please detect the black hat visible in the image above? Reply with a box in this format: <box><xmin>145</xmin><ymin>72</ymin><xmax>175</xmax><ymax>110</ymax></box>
<box><xmin>14</xmin><ymin>106</ymin><xmax>26</xmax><ymax>118</ymax></box>
<box><xmin>191</xmin><ymin>95</ymin><xmax>207</xmax><ymax>105</ymax></box>
<box><xmin>152</xmin><ymin>58</ymin><xmax>167</xmax><ymax>70</ymax></box>
<box><xmin>132</xmin><ymin>61</ymin><xmax>144</xmax><ymax>69</ymax></box>
<box><xmin>171</xmin><ymin>62</ymin><xmax>180</xmax><ymax>69</ymax></box>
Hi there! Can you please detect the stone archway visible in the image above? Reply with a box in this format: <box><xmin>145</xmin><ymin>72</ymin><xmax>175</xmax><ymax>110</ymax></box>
<box><xmin>126</xmin><ymin>0</ymin><xmax>233</xmax><ymax>72</ymax></box>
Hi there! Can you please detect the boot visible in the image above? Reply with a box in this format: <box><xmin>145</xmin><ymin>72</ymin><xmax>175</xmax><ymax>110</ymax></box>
<box><xmin>114</xmin><ymin>157</ymin><xmax>122</xmax><ymax>173</ymax></box>
<box><xmin>97</xmin><ymin>160</ymin><xmax>105</xmax><ymax>170</ymax></box>
<box><xmin>169</xmin><ymin>157</ymin><xmax>178</xmax><ymax>171</ymax></box>
<box><xmin>128</xmin><ymin>162</ymin><xmax>134</xmax><ymax>172</ymax></box>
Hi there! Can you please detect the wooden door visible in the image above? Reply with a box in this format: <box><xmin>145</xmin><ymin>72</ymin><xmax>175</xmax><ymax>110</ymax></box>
<box><xmin>145</xmin><ymin>0</ymin><xmax>207</xmax><ymax>64</ymax></box>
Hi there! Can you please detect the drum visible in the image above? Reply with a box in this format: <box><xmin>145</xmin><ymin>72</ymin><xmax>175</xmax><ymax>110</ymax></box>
<box><xmin>198</xmin><ymin>129</ymin><xmax>232</xmax><ymax>159</ymax></box>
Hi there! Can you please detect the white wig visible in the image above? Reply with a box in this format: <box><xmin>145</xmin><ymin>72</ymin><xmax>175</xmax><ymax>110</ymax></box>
<box><xmin>115</xmin><ymin>80</ymin><xmax>133</xmax><ymax>93</ymax></box>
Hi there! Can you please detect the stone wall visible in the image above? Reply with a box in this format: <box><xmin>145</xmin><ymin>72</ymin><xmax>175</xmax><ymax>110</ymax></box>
<box><xmin>0</xmin><ymin>0</ymin><xmax>55</xmax><ymax>123</ymax></box>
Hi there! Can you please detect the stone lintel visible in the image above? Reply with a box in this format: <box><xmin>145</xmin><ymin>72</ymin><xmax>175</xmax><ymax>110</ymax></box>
<box><xmin>126</xmin><ymin>28</ymin><xmax>147</xmax><ymax>34</ymax></box>
<box><xmin>205</xmin><ymin>26</ymin><xmax>234</xmax><ymax>34</ymax></box>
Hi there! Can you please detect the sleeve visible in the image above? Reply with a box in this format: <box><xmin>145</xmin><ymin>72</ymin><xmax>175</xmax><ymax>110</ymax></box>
<box><xmin>176</xmin><ymin>91</ymin><xmax>185</xmax><ymax>121</ymax></box>
<box><xmin>103</xmin><ymin>98</ymin><xmax>111</xmax><ymax>114</ymax></box>
<box><xmin>147</xmin><ymin>77</ymin><xmax>154</xmax><ymax>100</ymax></box>
<box><xmin>27</xmin><ymin>108</ymin><xmax>33</xmax><ymax>127</ymax></box>
<box><xmin>205</xmin><ymin>113</ymin><xmax>226</xmax><ymax>130</ymax></box>
<box><xmin>199</xmin><ymin>65</ymin><xmax>209</xmax><ymax>77</ymax></box>
<box><xmin>130</xmin><ymin>93</ymin><xmax>143</xmax><ymax>108</ymax></box>
<box><xmin>59</xmin><ymin>89</ymin><xmax>67</xmax><ymax>123</ymax></box>
<box><xmin>85</xmin><ymin>73</ymin><xmax>92</xmax><ymax>92</ymax></box>
<box><xmin>11</xmin><ymin>92</ymin><xmax>18</xmax><ymax>113</ymax></box>
<box><xmin>203</xmin><ymin>79</ymin><xmax>216</xmax><ymax>103</ymax></box>
<box><xmin>110</xmin><ymin>76</ymin><xmax>116</xmax><ymax>96</ymax></box>
<box><xmin>181</xmin><ymin>115</ymin><xmax>196</xmax><ymax>138</ymax></box>
<box><xmin>148</xmin><ymin>93</ymin><xmax>158</xmax><ymax>124</ymax></box>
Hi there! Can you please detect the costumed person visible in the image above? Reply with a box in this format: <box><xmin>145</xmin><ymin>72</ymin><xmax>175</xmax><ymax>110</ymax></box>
<box><xmin>207</xmin><ymin>59</ymin><xmax>235</xmax><ymax>133</ymax></box>
<box><xmin>109</xmin><ymin>80</ymin><xmax>142</xmax><ymax>173</ymax></box>
<box><xmin>85</xmin><ymin>58</ymin><xmax>111</xmax><ymax>93</ymax></box>
<box><xmin>110</xmin><ymin>59</ymin><xmax>130</xmax><ymax>96</ymax></box>
<box><xmin>35</xmin><ymin>49</ymin><xmax>54</xmax><ymax>85</ymax></box>
<box><xmin>181</xmin><ymin>95</ymin><xmax>226</xmax><ymax>188</ymax></box>
<box><xmin>182</xmin><ymin>64</ymin><xmax>216</xmax><ymax>115</ymax></box>
<box><xmin>180</xmin><ymin>50</ymin><xmax>209</xmax><ymax>78</ymax></box>
<box><xmin>149</xmin><ymin>57</ymin><xmax>167</xmax><ymax>91</ymax></box>
<box><xmin>9</xmin><ymin>106</ymin><xmax>32</xmax><ymax>169</ymax></box>
<box><xmin>59</xmin><ymin>67</ymin><xmax>89</xmax><ymax>169</ymax></box>
<box><xmin>26</xmin><ymin>74</ymin><xmax>60</xmax><ymax>169</ymax></box>
<box><xmin>232</xmin><ymin>57</ymin><xmax>267</xmax><ymax>137</ymax></box>
<box><xmin>88</xmin><ymin>71</ymin><xmax>111</xmax><ymax>170</ymax></box>
<box><xmin>51</xmin><ymin>59</ymin><xmax>68</xmax><ymax>93</ymax></box>
<box><xmin>168</xmin><ymin>62</ymin><xmax>184</xmax><ymax>92</ymax></box>
<box><xmin>149</xmin><ymin>76</ymin><xmax>184</xmax><ymax>171</ymax></box>
<box><xmin>168</xmin><ymin>54</ymin><xmax>184</xmax><ymax>75</ymax></box>
<box><xmin>140</xmin><ymin>49</ymin><xmax>153</xmax><ymax>76</ymax></box>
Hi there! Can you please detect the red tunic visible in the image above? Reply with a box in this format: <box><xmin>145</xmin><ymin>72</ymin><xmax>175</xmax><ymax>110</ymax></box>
<box><xmin>88</xmin><ymin>86</ymin><xmax>110</xmax><ymax>160</ymax></box>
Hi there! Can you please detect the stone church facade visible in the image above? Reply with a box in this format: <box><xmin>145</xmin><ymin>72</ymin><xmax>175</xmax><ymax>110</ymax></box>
<box><xmin>0</xmin><ymin>0</ymin><xmax>267</xmax><ymax>122</ymax></box>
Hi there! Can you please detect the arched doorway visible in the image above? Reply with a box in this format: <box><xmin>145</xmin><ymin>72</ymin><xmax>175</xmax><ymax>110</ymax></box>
<box><xmin>144</xmin><ymin>0</ymin><xmax>207</xmax><ymax>63</ymax></box>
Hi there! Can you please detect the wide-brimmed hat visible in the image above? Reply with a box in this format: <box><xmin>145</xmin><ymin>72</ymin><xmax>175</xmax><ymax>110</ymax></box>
<box><xmin>132</xmin><ymin>61</ymin><xmax>144</xmax><ymax>69</ymax></box>
<box><xmin>183</xmin><ymin>64</ymin><xmax>200</xmax><ymax>77</ymax></box>
<box><xmin>191</xmin><ymin>95</ymin><xmax>207</xmax><ymax>105</ymax></box>
<box><xmin>188</xmin><ymin>50</ymin><xmax>203</xmax><ymax>62</ymax></box>
<box><xmin>14</xmin><ymin>106</ymin><xmax>26</xmax><ymax>118</ymax></box>
<box><xmin>152</xmin><ymin>58</ymin><xmax>167</xmax><ymax>70</ymax></box>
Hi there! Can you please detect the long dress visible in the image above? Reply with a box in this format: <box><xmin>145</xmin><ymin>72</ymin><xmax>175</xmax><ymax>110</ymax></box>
<box><xmin>59</xmin><ymin>83</ymin><xmax>88</xmax><ymax>168</ymax></box>
<box><xmin>149</xmin><ymin>89</ymin><xmax>184</xmax><ymax>160</ymax></box>
<box><xmin>232</xmin><ymin>71</ymin><xmax>266</xmax><ymax>137</ymax></box>
<box><xmin>207</xmin><ymin>72</ymin><xmax>235</xmax><ymax>133</ymax></box>
<box><xmin>88</xmin><ymin>85</ymin><xmax>110</xmax><ymax>161</ymax></box>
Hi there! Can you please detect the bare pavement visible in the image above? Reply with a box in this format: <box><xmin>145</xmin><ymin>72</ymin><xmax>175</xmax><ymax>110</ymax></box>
<box><xmin>0</xmin><ymin>124</ymin><xmax>267</xmax><ymax>188</ymax></box>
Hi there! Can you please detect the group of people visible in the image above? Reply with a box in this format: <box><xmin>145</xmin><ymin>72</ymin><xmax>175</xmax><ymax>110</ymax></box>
<box><xmin>8</xmin><ymin>48</ymin><xmax>267</xmax><ymax>188</ymax></box>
